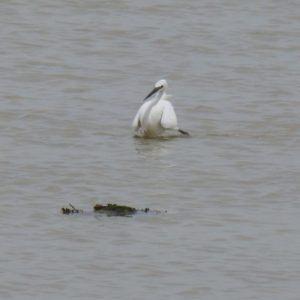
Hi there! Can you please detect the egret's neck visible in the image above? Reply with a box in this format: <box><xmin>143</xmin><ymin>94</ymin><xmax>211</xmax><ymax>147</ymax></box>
<box><xmin>153</xmin><ymin>90</ymin><xmax>165</xmax><ymax>103</ymax></box>
<box><xmin>141</xmin><ymin>89</ymin><xmax>166</xmax><ymax>128</ymax></box>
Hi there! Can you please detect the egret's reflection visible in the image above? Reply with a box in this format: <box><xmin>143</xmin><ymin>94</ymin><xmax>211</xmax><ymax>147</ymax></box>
<box><xmin>133</xmin><ymin>136</ymin><xmax>178</xmax><ymax>168</ymax></box>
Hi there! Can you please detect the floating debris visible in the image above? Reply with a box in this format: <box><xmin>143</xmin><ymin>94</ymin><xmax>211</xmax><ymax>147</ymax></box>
<box><xmin>61</xmin><ymin>204</ymin><xmax>83</xmax><ymax>215</ymax></box>
<box><xmin>61</xmin><ymin>203</ymin><xmax>165</xmax><ymax>217</ymax></box>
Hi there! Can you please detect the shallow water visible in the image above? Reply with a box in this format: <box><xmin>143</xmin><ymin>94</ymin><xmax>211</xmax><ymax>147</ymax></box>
<box><xmin>1</xmin><ymin>1</ymin><xmax>300</xmax><ymax>299</ymax></box>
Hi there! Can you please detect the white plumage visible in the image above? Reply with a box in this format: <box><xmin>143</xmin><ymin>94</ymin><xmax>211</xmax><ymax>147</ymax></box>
<box><xmin>132</xmin><ymin>79</ymin><xmax>189</xmax><ymax>138</ymax></box>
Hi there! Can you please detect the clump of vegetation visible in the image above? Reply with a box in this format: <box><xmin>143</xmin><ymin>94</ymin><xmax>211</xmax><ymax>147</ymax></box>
<box><xmin>94</xmin><ymin>203</ymin><xmax>137</xmax><ymax>216</ymax></box>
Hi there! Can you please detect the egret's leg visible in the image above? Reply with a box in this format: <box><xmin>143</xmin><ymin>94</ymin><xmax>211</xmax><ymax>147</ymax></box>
<box><xmin>178</xmin><ymin>129</ymin><xmax>189</xmax><ymax>136</ymax></box>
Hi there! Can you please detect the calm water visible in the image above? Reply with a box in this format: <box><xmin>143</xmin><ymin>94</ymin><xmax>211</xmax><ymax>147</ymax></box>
<box><xmin>1</xmin><ymin>1</ymin><xmax>300</xmax><ymax>299</ymax></box>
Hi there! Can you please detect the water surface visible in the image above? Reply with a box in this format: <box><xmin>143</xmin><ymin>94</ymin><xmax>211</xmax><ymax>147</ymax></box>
<box><xmin>1</xmin><ymin>1</ymin><xmax>300</xmax><ymax>299</ymax></box>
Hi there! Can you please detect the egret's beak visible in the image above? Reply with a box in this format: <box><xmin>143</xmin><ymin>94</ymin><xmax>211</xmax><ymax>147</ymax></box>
<box><xmin>143</xmin><ymin>85</ymin><xmax>163</xmax><ymax>101</ymax></box>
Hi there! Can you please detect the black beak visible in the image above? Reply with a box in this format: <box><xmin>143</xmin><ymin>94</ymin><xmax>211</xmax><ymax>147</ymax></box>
<box><xmin>143</xmin><ymin>85</ymin><xmax>163</xmax><ymax>101</ymax></box>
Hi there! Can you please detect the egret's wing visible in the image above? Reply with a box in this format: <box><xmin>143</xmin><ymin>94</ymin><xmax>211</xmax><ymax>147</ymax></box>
<box><xmin>132</xmin><ymin>108</ymin><xmax>141</xmax><ymax>131</ymax></box>
<box><xmin>132</xmin><ymin>101</ymin><xmax>149</xmax><ymax>131</ymax></box>
<box><xmin>160</xmin><ymin>100</ymin><xmax>178</xmax><ymax>130</ymax></box>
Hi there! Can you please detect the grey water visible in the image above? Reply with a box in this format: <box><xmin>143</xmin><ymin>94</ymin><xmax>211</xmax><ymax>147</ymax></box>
<box><xmin>1</xmin><ymin>0</ymin><xmax>300</xmax><ymax>299</ymax></box>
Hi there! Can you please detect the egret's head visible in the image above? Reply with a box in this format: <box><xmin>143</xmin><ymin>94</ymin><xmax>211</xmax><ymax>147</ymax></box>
<box><xmin>154</xmin><ymin>79</ymin><xmax>168</xmax><ymax>89</ymax></box>
<box><xmin>144</xmin><ymin>79</ymin><xmax>168</xmax><ymax>101</ymax></box>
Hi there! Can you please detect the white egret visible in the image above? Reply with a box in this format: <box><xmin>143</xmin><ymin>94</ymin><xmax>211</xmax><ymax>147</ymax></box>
<box><xmin>132</xmin><ymin>79</ymin><xmax>189</xmax><ymax>138</ymax></box>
